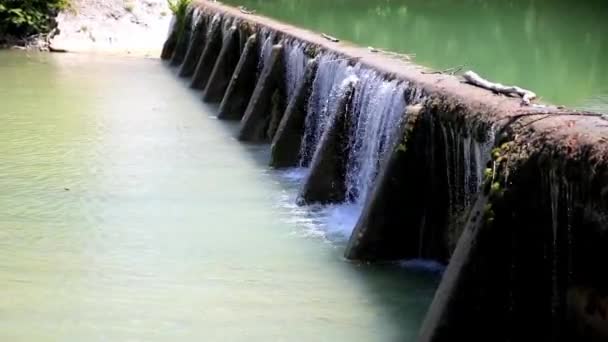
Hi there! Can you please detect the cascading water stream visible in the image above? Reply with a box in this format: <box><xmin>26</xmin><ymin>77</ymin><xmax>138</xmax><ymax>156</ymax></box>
<box><xmin>344</xmin><ymin>72</ymin><xmax>408</xmax><ymax>203</ymax></box>
<box><xmin>288</xmin><ymin>55</ymin><xmax>423</xmax><ymax>241</ymax></box>
<box><xmin>299</xmin><ymin>54</ymin><xmax>353</xmax><ymax>166</ymax></box>
<box><xmin>283</xmin><ymin>39</ymin><xmax>309</xmax><ymax>101</ymax></box>
<box><xmin>257</xmin><ymin>29</ymin><xmax>274</xmax><ymax>72</ymax></box>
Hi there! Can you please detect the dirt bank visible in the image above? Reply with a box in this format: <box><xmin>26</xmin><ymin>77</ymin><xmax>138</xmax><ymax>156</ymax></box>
<box><xmin>49</xmin><ymin>0</ymin><xmax>172</xmax><ymax>57</ymax></box>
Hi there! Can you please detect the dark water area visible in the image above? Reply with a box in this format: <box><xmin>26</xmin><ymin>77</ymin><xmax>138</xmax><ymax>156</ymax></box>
<box><xmin>224</xmin><ymin>0</ymin><xmax>608</xmax><ymax>111</ymax></box>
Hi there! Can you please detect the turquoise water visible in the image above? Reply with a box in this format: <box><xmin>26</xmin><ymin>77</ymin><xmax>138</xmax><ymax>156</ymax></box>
<box><xmin>0</xmin><ymin>51</ymin><xmax>437</xmax><ymax>341</ymax></box>
<box><xmin>224</xmin><ymin>0</ymin><xmax>608</xmax><ymax>110</ymax></box>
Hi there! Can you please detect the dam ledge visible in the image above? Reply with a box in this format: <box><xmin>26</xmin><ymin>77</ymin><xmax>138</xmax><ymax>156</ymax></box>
<box><xmin>161</xmin><ymin>1</ymin><xmax>608</xmax><ymax>341</ymax></box>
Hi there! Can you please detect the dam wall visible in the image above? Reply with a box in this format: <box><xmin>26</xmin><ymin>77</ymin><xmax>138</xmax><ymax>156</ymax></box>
<box><xmin>161</xmin><ymin>1</ymin><xmax>608</xmax><ymax>340</ymax></box>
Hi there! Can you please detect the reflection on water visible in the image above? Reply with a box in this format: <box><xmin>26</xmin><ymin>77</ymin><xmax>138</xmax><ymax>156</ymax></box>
<box><xmin>224</xmin><ymin>0</ymin><xmax>608</xmax><ymax>110</ymax></box>
<box><xmin>0</xmin><ymin>51</ymin><xmax>437</xmax><ymax>341</ymax></box>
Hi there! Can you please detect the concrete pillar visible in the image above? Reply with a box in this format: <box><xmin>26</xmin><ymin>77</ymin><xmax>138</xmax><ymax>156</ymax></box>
<box><xmin>178</xmin><ymin>16</ymin><xmax>208</xmax><ymax>77</ymax></box>
<box><xmin>270</xmin><ymin>58</ymin><xmax>319</xmax><ymax>168</ymax></box>
<box><xmin>345</xmin><ymin>104</ymin><xmax>425</xmax><ymax>261</ymax></box>
<box><xmin>217</xmin><ymin>34</ymin><xmax>259</xmax><ymax>120</ymax></box>
<box><xmin>237</xmin><ymin>44</ymin><xmax>285</xmax><ymax>142</ymax></box>
<box><xmin>161</xmin><ymin>29</ymin><xmax>177</xmax><ymax>60</ymax></box>
<box><xmin>297</xmin><ymin>79</ymin><xmax>357</xmax><ymax>205</ymax></box>
<box><xmin>202</xmin><ymin>26</ymin><xmax>240</xmax><ymax>103</ymax></box>
<box><xmin>190</xmin><ymin>18</ymin><xmax>223</xmax><ymax>90</ymax></box>
<box><xmin>418</xmin><ymin>192</ymin><xmax>495</xmax><ymax>342</ymax></box>
<box><xmin>170</xmin><ymin>9</ymin><xmax>195</xmax><ymax>66</ymax></box>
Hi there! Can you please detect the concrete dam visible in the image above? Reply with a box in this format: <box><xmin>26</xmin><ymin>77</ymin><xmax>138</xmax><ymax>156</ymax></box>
<box><xmin>161</xmin><ymin>1</ymin><xmax>608</xmax><ymax>340</ymax></box>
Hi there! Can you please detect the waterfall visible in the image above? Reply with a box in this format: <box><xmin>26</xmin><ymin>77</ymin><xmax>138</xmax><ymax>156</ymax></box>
<box><xmin>257</xmin><ymin>29</ymin><xmax>274</xmax><ymax>72</ymax></box>
<box><xmin>209</xmin><ymin>13</ymin><xmax>221</xmax><ymax>30</ymax></box>
<box><xmin>299</xmin><ymin>54</ymin><xmax>354</xmax><ymax>166</ymax></box>
<box><xmin>221</xmin><ymin>16</ymin><xmax>234</xmax><ymax>35</ymax></box>
<box><xmin>345</xmin><ymin>71</ymin><xmax>409</xmax><ymax>203</ymax></box>
<box><xmin>191</xmin><ymin>8</ymin><xmax>204</xmax><ymax>30</ymax></box>
<box><xmin>290</xmin><ymin>54</ymin><xmax>426</xmax><ymax>239</ymax></box>
<box><xmin>283</xmin><ymin>39</ymin><xmax>309</xmax><ymax>101</ymax></box>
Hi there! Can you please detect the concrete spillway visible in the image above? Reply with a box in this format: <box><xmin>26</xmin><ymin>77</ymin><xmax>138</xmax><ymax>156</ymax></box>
<box><xmin>162</xmin><ymin>1</ymin><xmax>608</xmax><ymax>340</ymax></box>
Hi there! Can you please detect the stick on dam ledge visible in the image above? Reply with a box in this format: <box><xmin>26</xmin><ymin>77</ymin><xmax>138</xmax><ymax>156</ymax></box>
<box><xmin>161</xmin><ymin>1</ymin><xmax>608</xmax><ymax>341</ymax></box>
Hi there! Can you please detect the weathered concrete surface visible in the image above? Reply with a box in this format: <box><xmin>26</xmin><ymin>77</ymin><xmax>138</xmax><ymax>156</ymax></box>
<box><xmin>203</xmin><ymin>26</ymin><xmax>240</xmax><ymax>103</ymax></box>
<box><xmin>270</xmin><ymin>58</ymin><xmax>319</xmax><ymax>168</ymax></box>
<box><xmin>237</xmin><ymin>44</ymin><xmax>285</xmax><ymax>142</ymax></box>
<box><xmin>190</xmin><ymin>17</ymin><xmax>222</xmax><ymax>89</ymax></box>
<box><xmin>345</xmin><ymin>102</ymin><xmax>438</xmax><ymax>260</ymax></box>
<box><xmin>418</xmin><ymin>192</ymin><xmax>494</xmax><ymax>342</ymax></box>
<box><xmin>298</xmin><ymin>79</ymin><xmax>357</xmax><ymax>205</ymax></box>
<box><xmin>170</xmin><ymin>8</ymin><xmax>194</xmax><ymax>66</ymax></box>
<box><xmin>179</xmin><ymin>15</ymin><xmax>208</xmax><ymax>77</ymax></box>
<box><xmin>418</xmin><ymin>124</ymin><xmax>608</xmax><ymax>341</ymax></box>
<box><xmin>160</xmin><ymin>29</ymin><xmax>177</xmax><ymax>60</ymax></box>
<box><xmin>217</xmin><ymin>34</ymin><xmax>259</xmax><ymax>120</ymax></box>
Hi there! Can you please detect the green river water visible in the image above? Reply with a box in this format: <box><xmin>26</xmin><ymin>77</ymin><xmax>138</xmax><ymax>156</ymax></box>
<box><xmin>0</xmin><ymin>51</ymin><xmax>437</xmax><ymax>341</ymax></box>
<box><xmin>225</xmin><ymin>0</ymin><xmax>608</xmax><ymax>111</ymax></box>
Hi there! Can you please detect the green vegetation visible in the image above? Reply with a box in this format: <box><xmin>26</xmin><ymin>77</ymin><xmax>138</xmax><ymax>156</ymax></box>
<box><xmin>167</xmin><ymin>0</ymin><xmax>192</xmax><ymax>39</ymax></box>
<box><xmin>0</xmin><ymin>0</ymin><xmax>70</xmax><ymax>38</ymax></box>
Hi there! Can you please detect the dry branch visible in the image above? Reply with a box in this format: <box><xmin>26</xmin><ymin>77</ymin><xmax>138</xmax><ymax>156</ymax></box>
<box><xmin>463</xmin><ymin>71</ymin><xmax>537</xmax><ymax>105</ymax></box>
<box><xmin>238</xmin><ymin>6</ymin><xmax>255</xmax><ymax>14</ymax></box>
<box><xmin>321</xmin><ymin>33</ymin><xmax>339</xmax><ymax>42</ymax></box>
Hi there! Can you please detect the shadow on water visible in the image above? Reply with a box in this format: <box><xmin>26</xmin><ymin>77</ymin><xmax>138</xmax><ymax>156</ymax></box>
<box><xmin>345</xmin><ymin>262</ymin><xmax>441</xmax><ymax>340</ymax></box>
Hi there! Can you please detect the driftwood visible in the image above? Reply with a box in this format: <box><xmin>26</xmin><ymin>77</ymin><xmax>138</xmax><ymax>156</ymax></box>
<box><xmin>238</xmin><ymin>6</ymin><xmax>255</xmax><ymax>14</ymax></box>
<box><xmin>463</xmin><ymin>71</ymin><xmax>537</xmax><ymax>106</ymax></box>
<box><xmin>367</xmin><ymin>46</ymin><xmax>414</xmax><ymax>61</ymax></box>
<box><xmin>422</xmin><ymin>65</ymin><xmax>464</xmax><ymax>76</ymax></box>
<box><xmin>321</xmin><ymin>33</ymin><xmax>340</xmax><ymax>42</ymax></box>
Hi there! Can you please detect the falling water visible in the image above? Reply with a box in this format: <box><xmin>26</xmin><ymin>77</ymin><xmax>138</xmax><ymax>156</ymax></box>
<box><xmin>221</xmin><ymin>16</ymin><xmax>235</xmax><ymax>35</ymax></box>
<box><xmin>345</xmin><ymin>71</ymin><xmax>409</xmax><ymax>203</ymax></box>
<box><xmin>191</xmin><ymin>7</ymin><xmax>203</xmax><ymax>30</ymax></box>
<box><xmin>548</xmin><ymin>168</ymin><xmax>561</xmax><ymax>318</ymax></box>
<box><xmin>299</xmin><ymin>54</ymin><xmax>353</xmax><ymax>166</ymax></box>
<box><xmin>206</xmin><ymin>14</ymin><xmax>222</xmax><ymax>41</ymax></box>
<box><xmin>293</xmin><ymin>57</ymin><xmax>428</xmax><ymax>239</ymax></box>
<box><xmin>257</xmin><ymin>29</ymin><xmax>274</xmax><ymax>72</ymax></box>
<box><xmin>283</xmin><ymin>39</ymin><xmax>309</xmax><ymax>101</ymax></box>
<box><xmin>441</xmin><ymin>123</ymin><xmax>495</xmax><ymax>213</ymax></box>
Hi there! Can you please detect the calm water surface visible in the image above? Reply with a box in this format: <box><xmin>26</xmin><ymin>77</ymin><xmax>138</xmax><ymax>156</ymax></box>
<box><xmin>0</xmin><ymin>51</ymin><xmax>437</xmax><ymax>341</ymax></box>
<box><xmin>224</xmin><ymin>0</ymin><xmax>608</xmax><ymax>110</ymax></box>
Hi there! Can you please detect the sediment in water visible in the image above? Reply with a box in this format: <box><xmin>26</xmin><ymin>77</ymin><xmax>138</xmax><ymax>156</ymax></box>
<box><xmin>162</xmin><ymin>2</ymin><xmax>608</xmax><ymax>340</ymax></box>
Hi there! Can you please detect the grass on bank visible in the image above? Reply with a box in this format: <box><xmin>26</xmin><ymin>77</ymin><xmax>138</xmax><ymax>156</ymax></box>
<box><xmin>167</xmin><ymin>0</ymin><xmax>192</xmax><ymax>38</ymax></box>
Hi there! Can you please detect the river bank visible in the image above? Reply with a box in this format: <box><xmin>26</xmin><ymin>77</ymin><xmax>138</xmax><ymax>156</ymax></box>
<box><xmin>1</xmin><ymin>0</ymin><xmax>171</xmax><ymax>57</ymax></box>
<box><xmin>48</xmin><ymin>0</ymin><xmax>171</xmax><ymax>57</ymax></box>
